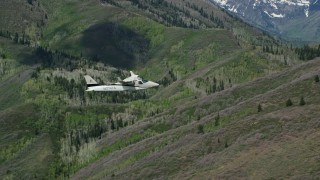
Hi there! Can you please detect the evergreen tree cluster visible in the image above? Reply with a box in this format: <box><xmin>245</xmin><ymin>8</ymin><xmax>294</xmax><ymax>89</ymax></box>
<box><xmin>195</xmin><ymin>76</ymin><xmax>230</xmax><ymax>94</ymax></box>
<box><xmin>67</xmin><ymin>115</ymin><xmax>133</xmax><ymax>153</ymax></box>
<box><xmin>59</xmin><ymin>106</ymin><xmax>139</xmax><ymax>176</ymax></box>
<box><xmin>185</xmin><ymin>2</ymin><xmax>224</xmax><ymax>28</ymax></box>
<box><xmin>0</xmin><ymin>30</ymin><xmax>31</xmax><ymax>46</ymax></box>
<box><xmin>34</xmin><ymin>46</ymin><xmax>84</xmax><ymax>70</ymax></box>
<box><xmin>133</xmin><ymin>0</ymin><xmax>204</xmax><ymax>28</ymax></box>
<box><xmin>53</xmin><ymin>76</ymin><xmax>86</xmax><ymax>100</ymax></box>
<box><xmin>285</xmin><ymin>97</ymin><xmax>306</xmax><ymax>107</ymax></box>
<box><xmin>262</xmin><ymin>45</ymin><xmax>283</xmax><ymax>55</ymax></box>
<box><xmin>101</xmin><ymin>0</ymin><xmax>224</xmax><ymax>29</ymax></box>
<box><xmin>158</xmin><ymin>69</ymin><xmax>177</xmax><ymax>87</ymax></box>
<box><xmin>295</xmin><ymin>45</ymin><xmax>320</xmax><ymax>61</ymax></box>
<box><xmin>69</xmin><ymin>123</ymin><xmax>106</xmax><ymax>152</ymax></box>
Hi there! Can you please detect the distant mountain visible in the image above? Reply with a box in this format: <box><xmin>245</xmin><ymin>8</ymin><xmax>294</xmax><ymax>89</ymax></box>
<box><xmin>210</xmin><ymin>0</ymin><xmax>320</xmax><ymax>42</ymax></box>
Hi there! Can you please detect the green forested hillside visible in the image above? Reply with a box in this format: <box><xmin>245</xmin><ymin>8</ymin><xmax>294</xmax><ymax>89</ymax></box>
<box><xmin>0</xmin><ymin>0</ymin><xmax>319</xmax><ymax>179</ymax></box>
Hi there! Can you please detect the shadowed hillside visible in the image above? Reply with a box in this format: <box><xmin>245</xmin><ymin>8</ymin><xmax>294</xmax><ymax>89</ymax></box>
<box><xmin>81</xmin><ymin>22</ymin><xmax>149</xmax><ymax>68</ymax></box>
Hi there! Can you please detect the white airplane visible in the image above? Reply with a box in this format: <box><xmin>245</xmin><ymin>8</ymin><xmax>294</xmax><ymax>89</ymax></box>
<box><xmin>84</xmin><ymin>71</ymin><xmax>159</xmax><ymax>91</ymax></box>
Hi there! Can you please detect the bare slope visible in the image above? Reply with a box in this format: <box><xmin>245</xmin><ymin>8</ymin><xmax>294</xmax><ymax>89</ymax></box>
<box><xmin>73</xmin><ymin>58</ymin><xmax>320</xmax><ymax>179</ymax></box>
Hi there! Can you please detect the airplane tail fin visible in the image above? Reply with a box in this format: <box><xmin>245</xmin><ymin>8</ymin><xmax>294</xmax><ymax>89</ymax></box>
<box><xmin>130</xmin><ymin>71</ymin><xmax>136</xmax><ymax>77</ymax></box>
<box><xmin>84</xmin><ymin>75</ymin><xmax>99</xmax><ymax>87</ymax></box>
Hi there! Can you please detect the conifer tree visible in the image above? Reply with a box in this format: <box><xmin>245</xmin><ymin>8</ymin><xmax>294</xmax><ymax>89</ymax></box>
<box><xmin>286</xmin><ymin>98</ymin><xmax>293</xmax><ymax>107</ymax></box>
<box><xmin>214</xmin><ymin>113</ymin><xmax>220</xmax><ymax>126</ymax></box>
<box><xmin>315</xmin><ymin>75</ymin><xmax>320</xmax><ymax>82</ymax></box>
<box><xmin>258</xmin><ymin>104</ymin><xmax>262</xmax><ymax>112</ymax></box>
<box><xmin>299</xmin><ymin>96</ymin><xmax>306</xmax><ymax>106</ymax></box>
<box><xmin>111</xmin><ymin>119</ymin><xmax>115</xmax><ymax>130</ymax></box>
<box><xmin>197</xmin><ymin>125</ymin><xmax>204</xmax><ymax>134</ymax></box>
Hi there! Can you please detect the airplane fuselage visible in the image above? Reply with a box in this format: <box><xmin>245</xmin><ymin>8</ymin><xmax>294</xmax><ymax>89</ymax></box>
<box><xmin>86</xmin><ymin>85</ymin><xmax>146</xmax><ymax>92</ymax></box>
<box><xmin>84</xmin><ymin>71</ymin><xmax>159</xmax><ymax>92</ymax></box>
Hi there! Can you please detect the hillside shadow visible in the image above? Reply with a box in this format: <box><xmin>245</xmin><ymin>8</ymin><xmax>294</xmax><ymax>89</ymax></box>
<box><xmin>18</xmin><ymin>51</ymin><xmax>41</xmax><ymax>66</ymax></box>
<box><xmin>81</xmin><ymin>22</ymin><xmax>149</xmax><ymax>69</ymax></box>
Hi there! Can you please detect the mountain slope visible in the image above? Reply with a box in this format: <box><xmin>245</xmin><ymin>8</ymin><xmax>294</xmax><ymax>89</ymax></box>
<box><xmin>210</xmin><ymin>0</ymin><xmax>320</xmax><ymax>42</ymax></box>
<box><xmin>72</xmin><ymin>58</ymin><xmax>320</xmax><ymax>179</ymax></box>
<box><xmin>0</xmin><ymin>0</ymin><xmax>319</xmax><ymax>179</ymax></box>
<box><xmin>0</xmin><ymin>0</ymin><xmax>47</xmax><ymax>43</ymax></box>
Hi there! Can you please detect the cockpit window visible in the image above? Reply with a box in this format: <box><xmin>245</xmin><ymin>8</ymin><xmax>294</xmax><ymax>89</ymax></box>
<box><xmin>139</xmin><ymin>81</ymin><xmax>143</xmax><ymax>84</ymax></box>
<box><xmin>142</xmin><ymin>79</ymin><xmax>148</xmax><ymax>83</ymax></box>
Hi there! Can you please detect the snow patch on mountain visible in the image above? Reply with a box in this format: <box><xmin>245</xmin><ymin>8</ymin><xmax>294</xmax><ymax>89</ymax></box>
<box><xmin>209</xmin><ymin>0</ymin><xmax>320</xmax><ymax>42</ymax></box>
<box><xmin>270</xmin><ymin>2</ymin><xmax>278</xmax><ymax>9</ymax></box>
<box><xmin>271</xmin><ymin>13</ymin><xmax>285</xmax><ymax>18</ymax></box>
<box><xmin>211</xmin><ymin>0</ymin><xmax>311</xmax><ymax>17</ymax></box>
<box><xmin>212</xmin><ymin>0</ymin><xmax>310</xmax><ymax>6</ymax></box>
<box><xmin>229</xmin><ymin>5</ymin><xmax>238</xmax><ymax>13</ymax></box>
<box><xmin>264</xmin><ymin>11</ymin><xmax>285</xmax><ymax>18</ymax></box>
<box><xmin>305</xmin><ymin>8</ymin><xmax>309</xmax><ymax>17</ymax></box>
<box><xmin>264</xmin><ymin>10</ymin><xmax>272</xmax><ymax>18</ymax></box>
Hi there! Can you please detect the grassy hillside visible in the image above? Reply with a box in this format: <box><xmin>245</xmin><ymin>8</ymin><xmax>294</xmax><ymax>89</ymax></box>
<box><xmin>0</xmin><ymin>0</ymin><xmax>47</xmax><ymax>44</ymax></box>
<box><xmin>0</xmin><ymin>0</ymin><xmax>319</xmax><ymax>179</ymax></box>
<box><xmin>73</xmin><ymin>58</ymin><xmax>320</xmax><ymax>179</ymax></box>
